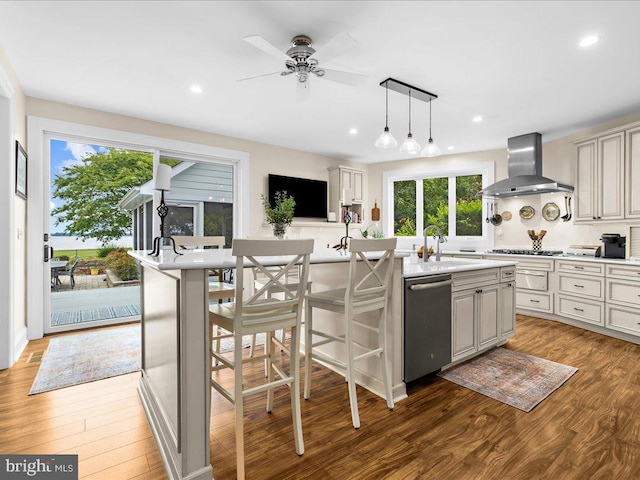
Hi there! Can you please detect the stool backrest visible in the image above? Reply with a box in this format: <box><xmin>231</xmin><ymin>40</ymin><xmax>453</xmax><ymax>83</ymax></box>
<box><xmin>172</xmin><ymin>235</ymin><xmax>225</xmax><ymax>249</ymax></box>
<box><xmin>232</xmin><ymin>239</ymin><xmax>314</xmax><ymax>333</ymax></box>
<box><xmin>347</xmin><ymin>238</ymin><xmax>398</xmax><ymax>307</ymax></box>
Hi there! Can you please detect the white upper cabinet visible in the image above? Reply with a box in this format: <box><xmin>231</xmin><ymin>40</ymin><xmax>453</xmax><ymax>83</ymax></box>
<box><xmin>575</xmin><ymin>126</ymin><xmax>630</xmax><ymax>223</ymax></box>
<box><xmin>626</xmin><ymin>125</ymin><xmax>640</xmax><ymax>218</ymax></box>
<box><xmin>328</xmin><ymin>166</ymin><xmax>367</xmax><ymax>224</ymax></box>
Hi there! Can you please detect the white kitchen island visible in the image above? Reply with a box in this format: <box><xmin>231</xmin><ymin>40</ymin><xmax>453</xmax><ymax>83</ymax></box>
<box><xmin>129</xmin><ymin>248</ymin><xmax>516</xmax><ymax>480</ymax></box>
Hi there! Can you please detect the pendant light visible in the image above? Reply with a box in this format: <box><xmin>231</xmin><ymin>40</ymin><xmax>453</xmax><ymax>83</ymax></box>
<box><xmin>421</xmin><ymin>98</ymin><xmax>441</xmax><ymax>157</ymax></box>
<box><xmin>375</xmin><ymin>82</ymin><xmax>397</xmax><ymax>148</ymax></box>
<box><xmin>399</xmin><ymin>90</ymin><xmax>421</xmax><ymax>155</ymax></box>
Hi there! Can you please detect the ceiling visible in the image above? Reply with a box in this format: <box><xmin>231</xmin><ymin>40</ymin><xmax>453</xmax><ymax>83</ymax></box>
<box><xmin>1</xmin><ymin>1</ymin><xmax>640</xmax><ymax>164</ymax></box>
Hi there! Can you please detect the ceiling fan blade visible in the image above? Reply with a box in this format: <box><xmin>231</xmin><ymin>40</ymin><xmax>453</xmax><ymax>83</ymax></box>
<box><xmin>297</xmin><ymin>80</ymin><xmax>310</xmax><ymax>103</ymax></box>
<box><xmin>243</xmin><ymin>35</ymin><xmax>291</xmax><ymax>62</ymax></box>
<box><xmin>237</xmin><ymin>71</ymin><xmax>286</xmax><ymax>82</ymax></box>
<box><xmin>319</xmin><ymin>68</ymin><xmax>368</xmax><ymax>87</ymax></box>
<box><xmin>309</xmin><ymin>32</ymin><xmax>357</xmax><ymax>64</ymax></box>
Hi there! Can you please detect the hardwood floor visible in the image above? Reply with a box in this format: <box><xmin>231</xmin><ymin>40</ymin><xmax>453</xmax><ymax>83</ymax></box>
<box><xmin>2</xmin><ymin>315</ymin><xmax>640</xmax><ymax>479</ymax></box>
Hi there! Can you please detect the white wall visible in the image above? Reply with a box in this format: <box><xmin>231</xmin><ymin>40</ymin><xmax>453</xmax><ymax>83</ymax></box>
<box><xmin>367</xmin><ymin>110</ymin><xmax>640</xmax><ymax>250</ymax></box>
<box><xmin>0</xmin><ymin>41</ymin><xmax>27</xmax><ymax>369</ymax></box>
<box><xmin>25</xmin><ymin>98</ymin><xmax>367</xmax><ymax>248</ymax></box>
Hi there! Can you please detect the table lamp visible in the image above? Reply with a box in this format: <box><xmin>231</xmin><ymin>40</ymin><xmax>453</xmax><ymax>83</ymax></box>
<box><xmin>149</xmin><ymin>163</ymin><xmax>182</xmax><ymax>256</ymax></box>
<box><xmin>338</xmin><ymin>188</ymin><xmax>353</xmax><ymax>249</ymax></box>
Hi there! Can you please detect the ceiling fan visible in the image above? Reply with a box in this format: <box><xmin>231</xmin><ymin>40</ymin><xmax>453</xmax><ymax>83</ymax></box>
<box><xmin>238</xmin><ymin>32</ymin><xmax>367</xmax><ymax>101</ymax></box>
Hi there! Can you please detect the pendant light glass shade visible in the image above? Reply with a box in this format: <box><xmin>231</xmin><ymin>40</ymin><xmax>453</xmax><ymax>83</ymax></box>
<box><xmin>400</xmin><ymin>90</ymin><xmax>420</xmax><ymax>155</ymax></box>
<box><xmin>375</xmin><ymin>127</ymin><xmax>397</xmax><ymax>148</ymax></box>
<box><xmin>422</xmin><ymin>138</ymin><xmax>441</xmax><ymax>157</ymax></box>
<box><xmin>421</xmin><ymin>99</ymin><xmax>440</xmax><ymax>157</ymax></box>
<box><xmin>375</xmin><ymin>83</ymin><xmax>397</xmax><ymax>148</ymax></box>
<box><xmin>400</xmin><ymin>133</ymin><xmax>421</xmax><ymax>155</ymax></box>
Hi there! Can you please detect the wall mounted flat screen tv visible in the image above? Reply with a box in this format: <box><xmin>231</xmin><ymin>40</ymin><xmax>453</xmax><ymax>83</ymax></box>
<box><xmin>268</xmin><ymin>174</ymin><xmax>328</xmax><ymax>218</ymax></box>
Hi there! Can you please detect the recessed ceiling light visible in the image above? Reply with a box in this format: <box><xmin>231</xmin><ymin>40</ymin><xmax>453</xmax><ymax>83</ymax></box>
<box><xmin>447</xmin><ymin>146</ymin><xmax>455</xmax><ymax>150</ymax></box>
<box><xmin>579</xmin><ymin>35</ymin><xmax>600</xmax><ymax>47</ymax></box>
<box><xmin>208</xmin><ymin>196</ymin><xmax>213</xmax><ymax>200</ymax></box>
<box><xmin>349</xmin><ymin>128</ymin><xmax>358</xmax><ymax>135</ymax></box>
<box><xmin>190</xmin><ymin>84</ymin><xmax>203</xmax><ymax>94</ymax></box>
<box><xmin>472</xmin><ymin>115</ymin><xmax>484</xmax><ymax>123</ymax></box>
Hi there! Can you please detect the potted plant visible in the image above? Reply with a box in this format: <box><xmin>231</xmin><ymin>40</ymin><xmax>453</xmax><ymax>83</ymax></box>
<box><xmin>261</xmin><ymin>191</ymin><xmax>296</xmax><ymax>239</ymax></box>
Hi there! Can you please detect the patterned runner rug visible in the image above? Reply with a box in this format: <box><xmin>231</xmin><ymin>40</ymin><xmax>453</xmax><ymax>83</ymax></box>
<box><xmin>29</xmin><ymin>324</ymin><xmax>142</xmax><ymax>395</ymax></box>
<box><xmin>51</xmin><ymin>304</ymin><xmax>141</xmax><ymax>326</ymax></box>
<box><xmin>437</xmin><ymin>347</ymin><xmax>578</xmax><ymax>412</ymax></box>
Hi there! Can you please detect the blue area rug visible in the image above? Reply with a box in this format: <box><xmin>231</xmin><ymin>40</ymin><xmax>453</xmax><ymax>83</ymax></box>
<box><xmin>30</xmin><ymin>324</ymin><xmax>141</xmax><ymax>395</ymax></box>
<box><xmin>51</xmin><ymin>304</ymin><xmax>141</xmax><ymax>326</ymax></box>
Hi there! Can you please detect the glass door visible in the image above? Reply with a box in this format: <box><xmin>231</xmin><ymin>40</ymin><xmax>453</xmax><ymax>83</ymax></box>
<box><xmin>46</xmin><ymin>138</ymin><xmax>148</xmax><ymax>333</ymax></box>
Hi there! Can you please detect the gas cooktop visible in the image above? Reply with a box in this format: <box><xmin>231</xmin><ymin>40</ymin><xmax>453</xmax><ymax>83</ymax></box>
<box><xmin>490</xmin><ymin>249</ymin><xmax>565</xmax><ymax>256</ymax></box>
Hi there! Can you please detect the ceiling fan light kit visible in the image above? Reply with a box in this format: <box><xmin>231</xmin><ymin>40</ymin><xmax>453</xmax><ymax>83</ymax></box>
<box><xmin>375</xmin><ymin>78</ymin><xmax>438</xmax><ymax>156</ymax></box>
<box><xmin>240</xmin><ymin>33</ymin><xmax>367</xmax><ymax>101</ymax></box>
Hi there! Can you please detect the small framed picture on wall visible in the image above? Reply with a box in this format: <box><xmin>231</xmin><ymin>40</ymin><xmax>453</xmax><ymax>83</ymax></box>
<box><xmin>15</xmin><ymin>140</ymin><xmax>27</xmax><ymax>199</ymax></box>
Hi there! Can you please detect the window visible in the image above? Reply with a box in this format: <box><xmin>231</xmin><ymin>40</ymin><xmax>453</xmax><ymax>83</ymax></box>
<box><xmin>384</xmin><ymin>163</ymin><xmax>493</xmax><ymax>250</ymax></box>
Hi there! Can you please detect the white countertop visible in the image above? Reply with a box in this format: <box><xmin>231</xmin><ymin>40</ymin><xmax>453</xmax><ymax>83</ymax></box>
<box><xmin>402</xmin><ymin>257</ymin><xmax>517</xmax><ymax>278</ymax></box>
<box><xmin>129</xmin><ymin>247</ymin><xmax>409</xmax><ymax>270</ymax></box>
<box><xmin>442</xmin><ymin>250</ymin><xmax>640</xmax><ymax>266</ymax></box>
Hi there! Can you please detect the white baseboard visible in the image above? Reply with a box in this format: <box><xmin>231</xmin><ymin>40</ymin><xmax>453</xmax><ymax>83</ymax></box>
<box><xmin>14</xmin><ymin>325</ymin><xmax>28</xmax><ymax>363</ymax></box>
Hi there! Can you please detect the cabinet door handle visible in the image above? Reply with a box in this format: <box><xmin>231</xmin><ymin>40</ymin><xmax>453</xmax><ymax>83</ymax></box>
<box><xmin>530</xmin><ymin>299</ymin><xmax>540</xmax><ymax>303</ymax></box>
<box><xmin>574</xmin><ymin>284</ymin><xmax>585</xmax><ymax>288</ymax></box>
<box><xmin>574</xmin><ymin>307</ymin><xmax>584</xmax><ymax>312</ymax></box>
<box><xmin>573</xmin><ymin>266</ymin><xmax>584</xmax><ymax>270</ymax></box>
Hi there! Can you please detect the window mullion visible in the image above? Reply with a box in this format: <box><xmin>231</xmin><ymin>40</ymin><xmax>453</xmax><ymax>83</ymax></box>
<box><xmin>448</xmin><ymin>176</ymin><xmax>456</xmax><ymax>238</ymax></box>
<box><xmin>416</xmin><ymin>178</ymin><xmax>424</xmax><ymax>237</ymax></box>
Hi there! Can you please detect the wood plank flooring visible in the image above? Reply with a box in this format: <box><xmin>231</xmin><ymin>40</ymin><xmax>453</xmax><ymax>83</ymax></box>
<box><xmin>2</xmin><ymin>315</ymin><xmax>640</xmax><ymax>479</ymax></box>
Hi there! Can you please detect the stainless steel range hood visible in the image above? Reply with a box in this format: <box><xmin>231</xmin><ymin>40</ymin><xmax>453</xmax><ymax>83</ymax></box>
<box><xmin>479</xmin><ymin>132</ymin><xmax>574</xmax><ymax>198</ymax></box>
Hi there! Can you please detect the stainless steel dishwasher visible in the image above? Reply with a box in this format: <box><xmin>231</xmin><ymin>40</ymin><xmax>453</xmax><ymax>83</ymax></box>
<box><xmin>403</xmin><ymin>274</ymin><xmax>452</xmax><ymax>383</ymax></box>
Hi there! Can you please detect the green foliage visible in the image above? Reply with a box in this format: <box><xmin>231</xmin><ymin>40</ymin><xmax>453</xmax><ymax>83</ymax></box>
<box><xmin>261</xmin><ymin>191</ymin><xmax>296</xmax><ymax>226</ymax></box>
<box><xmin>393</xmin><ymin>180</ymin><xmax>416</xmax><ymax>234</ymax></box>
<box><xmin>396</xmin><ymin>217</ymin><xmax>417</xmax><ymax>236</ymax></box>
<box><xmin>96</xmin><ymin>244</ymin><xmax>120</xmax><ymax>258</ymax></box>
<box><xmin>106</xmin><ymin>248</ymin><xmax>139</xmax><ymax>281</ymax></box>
<box><xmin>52</xmin><ymin>148</ymin><xmax>154</xmax><ymax>243</ymax></box>
<box><xmin>393</xmin><ymin>173</ymin><xmax>483</xmax><ymax>237</ymax></box>
<box><xmin>58</xmin><ymin>255</ymin><xmax>70</xmax><ymax>261</ymax></box>
<box><xmin>53</xmin><ymin>248</ymin><xmax>99</xmax><ymax>259</ymax></box>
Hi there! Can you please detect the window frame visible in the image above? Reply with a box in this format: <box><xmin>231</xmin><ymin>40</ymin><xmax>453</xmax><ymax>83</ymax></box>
<box><xmin>382</xmin><ymin>162</ymin><xmax>494</xmax><ymax>251</ymax></box>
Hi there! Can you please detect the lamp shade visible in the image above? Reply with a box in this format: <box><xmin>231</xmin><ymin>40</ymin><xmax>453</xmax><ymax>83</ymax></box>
<box><xmin>399</xmin><ymin>133</ymin><xmax>421</xmax><ymax>155</ymax></box>
<box><xmin>422</xmin><ymin>138</ymin><xmax>441</xmax><ymax>157</ymax></box>
<box><xmin>342</xmin><ymin>188</ymin><xmax>353</xmax><ymax>207</ymax></box>
<box><xmin>154</xmin><ymin>163</ymin><xmax>172</xmax><ymax>191</ymax></box>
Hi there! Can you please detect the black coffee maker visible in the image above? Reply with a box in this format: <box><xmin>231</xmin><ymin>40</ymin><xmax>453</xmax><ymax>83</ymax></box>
<box><xmin>600</xmin><ymin>234</ymin><xmax>626</xmax><ymax>259</ymax></box>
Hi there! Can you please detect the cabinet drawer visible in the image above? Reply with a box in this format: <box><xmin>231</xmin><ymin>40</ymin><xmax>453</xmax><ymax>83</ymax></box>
<box><xmin>556</xmin><ymin>294</ymin><xmax>604</xmax><ymax>325</ymax></box>
<box><xmin>558</xmin><ymin>273</ymin><xmax>604</xmax><ymax>300</ymax></box>
<box><xmin>515</xmin><ymin>258</ymin><xmax>555</xmax><ymax>272</ymax></box>
<box><xmin>557</xmin><ymin>260</ymin><xmax>604</xmax><ymax>276</ymax></box>
<box><xmin>606</xmin><ymin>279</ymin><xmax>640</xmax><ymax>307</ymax></box>
<box><xmin>606</xmin><ymin>304</ymin><xmax>640</xmax><ymax>336</ymax></box>
<box><xmin>452</xmin><ymin>269</ymin><xmax>499</xmax><ymax>292</ymax></box>
<box><xmin>501</xmin><ymin>267</ymin><xmax>516</xmax><ymax>282</ymax></box>
<box><xmin>516</xmin><ymin>270</ymin><xmax>548</xmax><ymax>291</ymax></box>
<box><xmin>516</xmin><ymin>290</ymin><xmax>553</xmax><ymax>312</ymax></box>
<box><xmin>606</xmin><ymin>264</ymin><xmax>640</xmax><ymax>280</ymax></box>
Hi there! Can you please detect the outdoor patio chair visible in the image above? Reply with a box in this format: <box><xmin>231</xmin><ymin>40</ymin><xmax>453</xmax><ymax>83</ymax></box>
<box><xmin>56</xmin><ymin>260</ymin><xmax>79</xmax><ymax>289</ymax></box>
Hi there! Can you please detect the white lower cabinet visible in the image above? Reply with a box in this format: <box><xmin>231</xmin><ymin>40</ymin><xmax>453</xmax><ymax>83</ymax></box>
<box><xmin>500</xmin><ymin>281</ymin><xmax>516</xmax><ymax>338</ymax></box>
<box><xmin>452</xmin><ymin>289</ymin><xmax>476</xmax><ymax>360</ymax></box>
<box><xmin>451</xmin><ymin>271</ymin><xmax>509</xmax><ymax>363</ymax></box>
<box><xmin>556</xmin><ymin>294</ymin><xmax>604</xmax><ymax>326</ymax></box>
<box><xmin>606</xmin><ymin>303</ymin><xmax>640</xmax><ymax>336</ymax></box>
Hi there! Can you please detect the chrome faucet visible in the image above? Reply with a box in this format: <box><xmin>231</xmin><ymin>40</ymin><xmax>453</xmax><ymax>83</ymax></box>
<box><xmin>423</xmin><ymin>225</ymin><xmax>447</xmax><ymax>262</ymax></box>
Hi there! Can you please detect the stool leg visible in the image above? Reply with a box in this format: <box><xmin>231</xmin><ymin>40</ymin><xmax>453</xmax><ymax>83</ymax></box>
<box><xmin>378</xmin><ymin>306</ymin><xmax>394</xmax><ymax>410</ymax></box>
<box><xmin>213</xmin><ymin>324</ymin><xmax>221</xmax><ymax>366</ymax></box>
<box><xmin>290</xmin><ymin>324</ymin><xmax>304</xmax><ymax>455</ymax></box>
<box><xmin>304</xmin><ymin>303</ymin><xmax>313</xmax><ymax>400</ymax></box>
<box><xmin>266</xmin><ymin>330</ymin><xmax>275</xmax><ymax>413</ymax></box>
<box><xmin>233</xmin><ymin>334</ymin><xmax>245</xmax><ymax>480</ymax></box>
<box><xmin>345</xmin><ymin>311</ymin><xmax>360</xmax><ymax>429</ymax></box>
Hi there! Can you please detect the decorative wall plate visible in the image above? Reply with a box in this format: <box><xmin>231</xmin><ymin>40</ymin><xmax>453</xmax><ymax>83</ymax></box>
<box><xmin>542</xmin><ymin>202</ymin><xmax>560</xmax><ymax>221</ymax></box>
<box><xmin>502</xmin><ymin>211</ymin><xmax>512</xmax><ymax>221</ymax></box>
<box><xmin>519</xmin><ymin>206</ymin><xmax>535</xmax><ymax>219</ymax></box>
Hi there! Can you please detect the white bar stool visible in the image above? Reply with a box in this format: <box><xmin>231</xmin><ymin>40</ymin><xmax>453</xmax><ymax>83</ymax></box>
<box><xmin>304</xmin><ymin>237</ymin><xmax>397</xmax><ymax>429</ymax></box>
<box><xmin>209</xmin><ymin>238</ymin><xmax>313</xmax><ymax>480</ymax></box>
